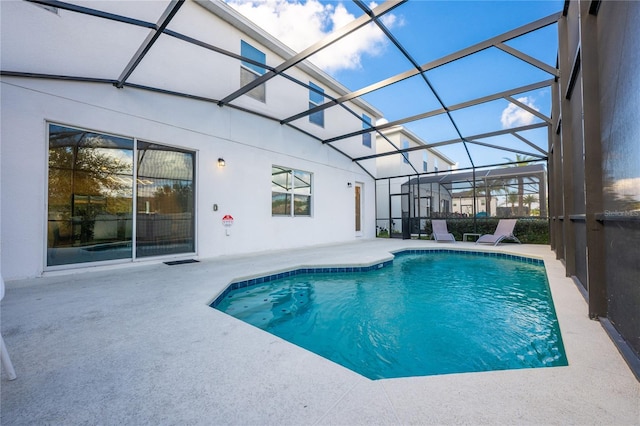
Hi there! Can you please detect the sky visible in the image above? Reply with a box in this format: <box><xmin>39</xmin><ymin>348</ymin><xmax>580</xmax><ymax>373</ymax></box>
<box><xmin>225</xmin><ymin>0</ymin><xmax>564</xmax><ymax>169</ymax></box>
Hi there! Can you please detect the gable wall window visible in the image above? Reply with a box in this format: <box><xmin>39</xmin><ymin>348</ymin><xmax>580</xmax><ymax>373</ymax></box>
<box><xmin>309</xmin><ymin>82</ymin><xmax>324</xmax><ymax>127</ymax></box>
<box><xmin>402</xmin><ymin>139</ymin><xmax>410</xmax><ymax>164</ymax></box>
<box><xmin>362</xmin><ymin>114</ymin><xmax>372</xmax><ymax>148</ymax></box>
<box><xmin>272</xmin><ymin>166</ymin><xmax>312</xmax><ymax>216</ymax></box>
<box><xmin>240</xmin><ymin>40</ymin><xmax>266</xmax><ymax>102</ymax></box>
<box><xmin>423</xmin><ymin>151</ymin><xmax>428</xmax><ymax>172</ymax></box>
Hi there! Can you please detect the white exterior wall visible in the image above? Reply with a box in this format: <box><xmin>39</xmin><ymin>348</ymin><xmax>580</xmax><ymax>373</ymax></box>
<box><xmin>0</xmin><ymin>78</ymin><xmax>376</xmax><ymax>280</ymax></box>
<box><xmin>0</xmin><ymin>1</ymin><xmax>378</xmax><ymax>280</ymax></box>
<box><xmin>375</xmin><ymin>128</ymin><xmax>456</xmax><ymax>225</ymax></box>
<box><xmin>376</xmin><ymin>130</ymin><xmax>453</xmax><ymax>179</ymax></box>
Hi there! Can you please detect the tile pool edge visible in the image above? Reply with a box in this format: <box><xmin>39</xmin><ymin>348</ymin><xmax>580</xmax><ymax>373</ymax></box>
<box><xmin>209</xmin><ymin>248</ymin><xmax>544</xmax><ymax>308</ymax></box>
<box><xmin>209</xmin><ymin>258</ymin><xmax>394</xmax><ymax>307</ymax></box>
<box><xmin>392</xmin><ymin>248</ymin><xmax>544</xmax><ymax>265</ymax></box>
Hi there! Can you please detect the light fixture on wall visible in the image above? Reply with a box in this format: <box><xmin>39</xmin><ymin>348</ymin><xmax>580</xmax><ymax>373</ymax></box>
<box><xmin>347</xmin><ymin>182</ymin><xmax>352</xmax><ymax>188</ymax></box>
<box><xmin>218</xmin><ymin>158</ymin><xmax>226</xmax><ymax>167</ymax></box>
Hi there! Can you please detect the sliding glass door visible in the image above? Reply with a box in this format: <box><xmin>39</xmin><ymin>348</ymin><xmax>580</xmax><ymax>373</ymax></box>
<box><xmin>47</xmin><ymin>124</ymin><xmax>195</xmax><ymax>267</ymax></box>
<box><xmin>136</xmin><ymin>142</ymin><xmax>194</xmax><ymax>258</ymax></box>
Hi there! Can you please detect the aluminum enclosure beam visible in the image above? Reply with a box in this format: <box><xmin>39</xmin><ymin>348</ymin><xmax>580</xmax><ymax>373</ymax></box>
<box><xmin>353</xmin><ymin>0</ymin><xmax>474</xmax><ymax>169</ymax></box>
<box><xmin>115</xmin><ymin>0</ymin><xmax>184</xmax><ymax>88</ymax></box>
<box><xmin>510</xmin><ymin>131</ymin><xmax>549</xmax><ymax>155</ymax></box>
<box><xmin>26</xmin><ymin>0</ymin><xmax>156</xmax><ymax>28</ymax></box>
<box><xmin>281</xmin><ymin>12</ymin><xmax>561</xmax><ymax>124</ymax></box>
<box><xmin>495</xmin><ymin>42</ymin><xmax>560</xmax><ymax>76</ymax></box>
<box><xmin>352</xmin><ymin>122</ymin><xmax>548</xmax><ymax>162</ymax></box>
<box><xmin>505</xmin><ymin>95</ymin><xmax>552</xmax><ymax>123</ymax></box>
<box><xmin>7</xmin><ymin>1</ymin><xmax>559</xmax><ymax>175</ymax></box>
<box><xmin>465</xmin><ymin>139</ymin><xmax>547</xmax><ymax>158</ymax></box>
<box><xmin>324</xmin><ymin>79</ymin><xmax>554</xmax><ymax>144</ymax></box>
<box><xmin>217</xmin><ymin>0</ymin><xmax>405</xmax><ymax>106</ymax></box>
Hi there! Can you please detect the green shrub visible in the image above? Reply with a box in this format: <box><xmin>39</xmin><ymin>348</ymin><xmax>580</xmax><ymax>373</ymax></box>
<box><xmin>377</xmin><ymin>228</ymin><xmax>389</xmax><ymax>238</ymax></box>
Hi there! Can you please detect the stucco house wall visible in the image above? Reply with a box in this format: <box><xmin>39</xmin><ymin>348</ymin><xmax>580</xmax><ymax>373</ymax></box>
<box><xmin>0</xmin><ymin>0</ymin><xmax>380</xmax><ymax>280</ymax></box>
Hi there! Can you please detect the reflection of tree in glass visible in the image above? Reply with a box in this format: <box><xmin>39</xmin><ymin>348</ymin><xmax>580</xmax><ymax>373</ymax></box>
<box><xmin>272</xmin><ymin>193</ymin><xmax>291</xmax><ymax>215</ymax></box>
<box><xmin>48</xmin><ymin>127</ymin><xmax>134</xmax><ymax>246</ymax></box>
<box><xmin>49</xmin><ymin>132</ymin><xmax>133</xmax><ymax>211</ymax></box>
<box><xmin>152</xmin><ymin>183</ymin><xmax>193</xmax><ymax>213</ymax></box>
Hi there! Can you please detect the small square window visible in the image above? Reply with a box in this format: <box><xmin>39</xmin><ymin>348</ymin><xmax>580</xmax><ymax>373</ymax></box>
<box><xmin>240</xmin><ymin>68</ymin><xmax>266</xmax><ymax>102</ymax></box>
<box><xmin>362</xmin><ymin>114</ymin><xmax>372</xmax><ymax>148</ymax></box>
<box><xmin>309</xmin><ymin>82</ymin><xmax>325</xmax><ymax>127</ymax></box>
<box><xmin>402</xmin><ymin>140</ymin><xmax>410</xmax><ymax>164</ymax></box>
<box><xmin>241</xmin><ymin>41</ymin><xmax>266</xmax><ymax>102</ymax></box>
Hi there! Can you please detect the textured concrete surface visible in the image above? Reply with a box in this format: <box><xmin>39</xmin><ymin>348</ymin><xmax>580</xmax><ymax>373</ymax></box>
<box><xmin>1</xmin><ymin>239</ymin><xmax>639</xmax><ymax>425</ymax></box>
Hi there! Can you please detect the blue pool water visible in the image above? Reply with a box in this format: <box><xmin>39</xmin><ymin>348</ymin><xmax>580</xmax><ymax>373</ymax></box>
<box><xmin>213</xmin><ymin>251</ymin><xmax>568</xmax><ymax>379</ymax></box>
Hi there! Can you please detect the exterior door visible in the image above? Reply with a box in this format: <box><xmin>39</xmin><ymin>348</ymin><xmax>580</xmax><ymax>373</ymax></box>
<box><xmin>355</xmin><ymin>183</ymin><xmax>363</xmax><ymax>236</ymax></box>
<box><xmin>390</xmin><ymin>192</ymin><xmax>410</xmax><ymax>239</ymax></box>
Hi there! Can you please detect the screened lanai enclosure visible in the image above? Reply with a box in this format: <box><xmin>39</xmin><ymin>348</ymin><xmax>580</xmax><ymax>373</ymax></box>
<box><xmin>376</xmin><ymin>163</ymin><xmax>547</xmax><ymax>239</ymax></box>
<box><xmin>3</xmin><ymin>0</ymin><xmax>558</xmax><ymax>187</ymax></box>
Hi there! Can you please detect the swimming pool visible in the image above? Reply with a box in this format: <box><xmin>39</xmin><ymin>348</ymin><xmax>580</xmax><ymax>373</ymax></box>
<box><xmin>211</xmin><ymin>250</ymin><xmax>568</xmax><ymax>379</ymax></box>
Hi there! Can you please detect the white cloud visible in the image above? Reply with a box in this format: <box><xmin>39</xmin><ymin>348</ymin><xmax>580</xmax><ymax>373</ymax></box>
<box><xmin>500</xmin><ymin>96</ymin><xmax>540</xmax><ymax>128</ymax></box>
<box><xmin>226</xmin><ymin>0</ymin><xmax>400</xmax><ymax>73</ymax></box>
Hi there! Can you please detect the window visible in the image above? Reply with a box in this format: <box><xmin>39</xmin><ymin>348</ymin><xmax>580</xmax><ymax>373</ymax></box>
<box><xmin>423</xmin><ymin>152</ymin><xmax>428</xmax><ymax>172</ymax></box>
<box><xmin>362</xmin><ymin>114</ymin><xmax>372</xmax><ymax>148</ymax></box>
<box><xmin>434</xmin><ymin>158</ymin><xmax>439</xmax><ymax>174</ymax></box>
<box><xmin>240</xmin><ymin>40</ymin><xmax>266</xmax><ymax>102</ymax></box>
<box><xmin>47</xmin><ymin>123</ymin><xmax>195</xmax><ymax>267</ymax></box>
<box><xmin>47</xmin><ymin>124</ymin><xmax>134</xmax><ymax>266</ymax></box>
<box><xmin>402</xmin><ymin>139</ymin><xmax>410</xmax><ymax>164</ymax></box>
<box><xmin>272</xmin><ymin>166</ymin><xmax>312</xmax><ymax>216</ymax></box>
<box><xmin>309</xmin><ymin>82</ymin><xmax>324</xmax><ymax>127</ymax></box>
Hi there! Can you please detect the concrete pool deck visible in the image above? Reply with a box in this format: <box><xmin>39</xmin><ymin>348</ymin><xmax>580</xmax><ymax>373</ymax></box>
<box><xmin>1</xmin><ymin>239</ymin><xmax>638</xmax><ymax>425</ymax></box>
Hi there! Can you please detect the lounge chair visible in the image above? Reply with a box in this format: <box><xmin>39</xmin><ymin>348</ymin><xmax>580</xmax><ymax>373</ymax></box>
<box><xmin>476</xmin><ymin>219</ymin><xmax>521</xmax><ymax>246</ymax></box>
<box><xmin>431</xmin><ymin>220</ymin><xmax>455</xmax><ymax>242</ymax></box>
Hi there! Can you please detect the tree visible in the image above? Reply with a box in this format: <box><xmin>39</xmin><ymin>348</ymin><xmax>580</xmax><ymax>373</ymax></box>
<box><xmin>506</xmin><ymin>191</ymin><xmax>519</xmax><ymax>216</ymax></box>
<box><xmin>523</xmin><ymin>194</ymin><xmax>538</xmax><ymax>216</ymax></box>
<box><xmin>503</xmin><ymin>154</ymin><xmax>536</xmax><ymax>216</ymax></box>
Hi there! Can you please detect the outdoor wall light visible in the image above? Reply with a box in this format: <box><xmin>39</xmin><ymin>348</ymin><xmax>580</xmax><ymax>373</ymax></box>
<box><xmin>218</xmin><ymin>158</ymin><xmax>226</xmax><ymax>167</ymax></box>
<box><xmin>347</xmin><ymin>182</ymin><xmax>352</xmax><ymax>188</ymax></box>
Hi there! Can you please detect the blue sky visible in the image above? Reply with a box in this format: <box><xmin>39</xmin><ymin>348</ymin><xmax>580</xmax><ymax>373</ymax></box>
<box><xmin>227</xmin><ymin>0</ymin><xmax>563</xmax><ymax>169</ymax></box>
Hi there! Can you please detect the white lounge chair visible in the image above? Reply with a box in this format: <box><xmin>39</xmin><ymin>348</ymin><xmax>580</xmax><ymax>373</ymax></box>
<box><xmin>476</xmin><ymin>219</ymin><xmax>521</xmax><ymax>246</ymax></box>
<box><xmin>431</xmin><ymin>220</ymin><xmax>455</xmax><ymax>242</ymax></box>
